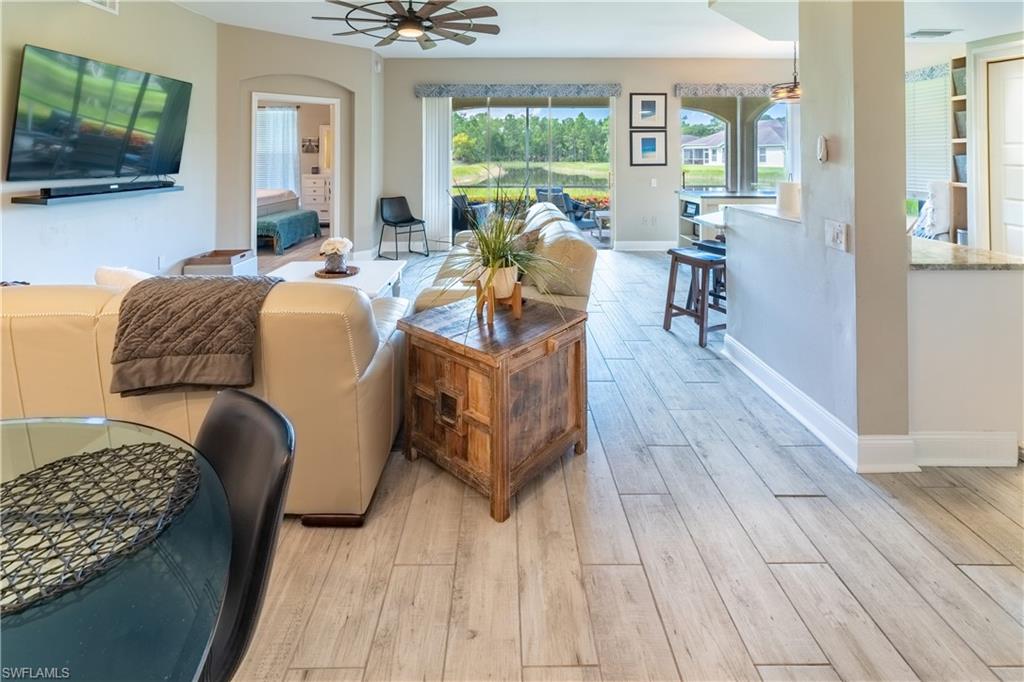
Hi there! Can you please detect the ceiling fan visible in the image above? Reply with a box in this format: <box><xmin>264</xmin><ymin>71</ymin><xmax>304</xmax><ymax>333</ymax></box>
<box><xmin>312</xmin><ymin>1</ymin><xmax>500</xmax><ymax>50</ymax></box>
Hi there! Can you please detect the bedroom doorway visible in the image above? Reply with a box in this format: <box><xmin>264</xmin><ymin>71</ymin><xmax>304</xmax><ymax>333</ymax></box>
<box><xmin>251</xmin><ymin>92</ymin><xmax>342</xmax><ymax>272</ymax></box>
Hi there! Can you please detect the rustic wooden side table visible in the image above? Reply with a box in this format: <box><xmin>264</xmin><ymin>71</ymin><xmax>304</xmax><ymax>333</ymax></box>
<box><xmin>397</xmin><ymin>298</ymin><xmax>588</xmax><ymax>521</ymax></box>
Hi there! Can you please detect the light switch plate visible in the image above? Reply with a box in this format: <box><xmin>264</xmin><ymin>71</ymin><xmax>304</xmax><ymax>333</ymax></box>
<box><xmin>650</xmin><ymin>177</ymin><xmax>658</xmax><ymax>188</ymax></box>
<box><xmin>826</xmin><ymin>219</ymin><xmax>848</xmax><ymax>252</ymax></box>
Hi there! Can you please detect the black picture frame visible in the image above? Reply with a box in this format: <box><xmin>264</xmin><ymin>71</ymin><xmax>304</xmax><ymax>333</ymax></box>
<box><xmin>630</xmin><ymin>130</ymin><xmax>668</xmax><ymax>166</ymax></box>
<box><xmin>629</xmin><ymin>93</ymin><xmax>667</xmax><ymax>129</ymax></box>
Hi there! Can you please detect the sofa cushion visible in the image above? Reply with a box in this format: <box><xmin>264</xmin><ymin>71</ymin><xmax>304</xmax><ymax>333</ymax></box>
<box><xmin>523</xmin><ymin>220</ymin><xmax>597</xmax><ymax>297</ymax></box>
<box><xmin>525</xmin><ymin>201</ymin><xmax>561</xmax><ymax>225</ymax></box>
<box><xmin>94</xmin><ymin>266</ymin><xmax>153</xmax><ymax>290</ymax></box>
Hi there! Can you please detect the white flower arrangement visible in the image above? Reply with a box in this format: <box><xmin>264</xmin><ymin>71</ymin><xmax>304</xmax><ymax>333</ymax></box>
<box><xmin>320</xmin><ymin>237</ymin><xmax>353</xmax><ymax>256</ymax></box>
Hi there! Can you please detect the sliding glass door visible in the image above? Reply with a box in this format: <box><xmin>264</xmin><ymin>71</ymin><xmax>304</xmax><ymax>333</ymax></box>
<box><xmin>451</xmin><ymin>97</ymin><xmax>611</xmax><ymax>210</ymax></box>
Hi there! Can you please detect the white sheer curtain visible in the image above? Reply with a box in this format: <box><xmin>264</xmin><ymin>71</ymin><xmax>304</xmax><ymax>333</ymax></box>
<box><xmin>422</xmin><ymin>97</ymin><xmax>453</xmax><ymax>248</ymax></box>
<box><xmin>254</xmin><ymin>106</ymin><xmax>300</xmax><ymax>193</ymax></box>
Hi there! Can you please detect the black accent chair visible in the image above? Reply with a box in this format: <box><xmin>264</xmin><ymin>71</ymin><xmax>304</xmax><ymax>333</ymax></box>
<box><xmin>379</xmin><ymin>196</ymin><xmax>429</xmax><ymax>260</ymax></box>
<box><xmin>196</xmin><ymin>389</ymin><xmax>296</xmax><ymax>682</ymax></box>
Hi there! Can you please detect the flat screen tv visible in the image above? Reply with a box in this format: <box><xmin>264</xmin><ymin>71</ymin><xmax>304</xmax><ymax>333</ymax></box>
<box><xmin>6</xmin><ymin>45</ymin><xmax>192</xmax><ymax>182</ymax></box>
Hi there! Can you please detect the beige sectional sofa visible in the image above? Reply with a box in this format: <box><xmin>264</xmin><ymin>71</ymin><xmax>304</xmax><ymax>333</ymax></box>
<box><xmin>0</xmin><ymin>282</ymin><xmax>408</xmax><ymax>524</ymax></box>
<box><xmin>414</xmin><ymin>202</ymin><xmax>598</xmax><ymax>313</ymax></box>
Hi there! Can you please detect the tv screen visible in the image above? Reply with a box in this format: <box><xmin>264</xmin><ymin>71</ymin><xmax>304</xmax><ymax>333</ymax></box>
<box><xmin>6</xmin><ymin>45</ymin><xmax>192</xmax><ymax>182</ymax></box>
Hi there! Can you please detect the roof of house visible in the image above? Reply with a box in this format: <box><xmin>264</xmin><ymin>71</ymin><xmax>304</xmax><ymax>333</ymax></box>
<box><xmin>683</xmin><ymin>118</ymin><xmax>786</xmax><ymax>148</ymax></box>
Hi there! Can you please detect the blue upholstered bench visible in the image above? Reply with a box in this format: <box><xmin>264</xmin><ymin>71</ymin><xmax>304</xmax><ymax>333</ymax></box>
<box><xmin>257</xmin><ymin>210</ymin><xmax>321</xmax><ymax>255</ymax></box>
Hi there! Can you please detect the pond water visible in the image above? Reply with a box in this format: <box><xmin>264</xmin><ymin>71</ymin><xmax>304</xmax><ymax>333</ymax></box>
<box><xmin>457</xmin><ymin>166</ymin><xmax>608</xmax><ymax>191</ymax></box>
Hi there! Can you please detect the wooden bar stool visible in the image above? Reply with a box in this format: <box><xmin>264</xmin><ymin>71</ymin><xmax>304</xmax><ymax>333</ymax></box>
<box><xmin>663</xmin><ymin>247</ymin><xmax>727</xmax><ymax>348</ymax></box>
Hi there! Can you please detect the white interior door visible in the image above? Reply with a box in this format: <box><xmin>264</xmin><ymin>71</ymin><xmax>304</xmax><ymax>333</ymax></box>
<box><xmin>988</xmin><ymin>57</ymin><xmax>1024</xmax><ymax>256</ymax></box>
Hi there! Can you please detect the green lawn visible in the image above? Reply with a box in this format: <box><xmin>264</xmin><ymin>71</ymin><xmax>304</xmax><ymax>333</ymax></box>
<box><xmin>682</xmin><ymin>165</ymin><xmax>787</xmax><ymax>188</ymax></box>
<box><xmin>451</xmin><ymin>161</ymin><xmax>788</xmax><ymax>205</ymax></box>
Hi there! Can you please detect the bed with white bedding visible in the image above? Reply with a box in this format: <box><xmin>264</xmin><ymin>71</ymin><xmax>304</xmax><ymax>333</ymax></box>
<box><xmin>256</xmin><ymin>188</ymin><xmax>299</xmax><ymax>217</ymax></box>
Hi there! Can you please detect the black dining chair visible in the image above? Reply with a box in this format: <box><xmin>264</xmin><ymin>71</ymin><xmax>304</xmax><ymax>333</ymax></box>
<box><xmin>195</xmin><ymin>389</ymin><xmax>295</xmax><ymax>682</ymax></box>
<box><xmin>379</xmin><ymin>196</ymin><xmax>429</xmax><ymax>260</ymax></box>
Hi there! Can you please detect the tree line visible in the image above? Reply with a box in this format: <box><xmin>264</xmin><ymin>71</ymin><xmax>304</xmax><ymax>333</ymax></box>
<box><xmin>452</xmin><ymin>111</ymin><xmax>610</xmax><ymax>164</ymax></box>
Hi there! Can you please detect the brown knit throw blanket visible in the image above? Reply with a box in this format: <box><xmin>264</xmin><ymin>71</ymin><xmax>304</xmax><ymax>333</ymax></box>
<box><xmin>110</xmin><ymin>276</ymin><xmax>280</xmax><ymax>396</ymax></box>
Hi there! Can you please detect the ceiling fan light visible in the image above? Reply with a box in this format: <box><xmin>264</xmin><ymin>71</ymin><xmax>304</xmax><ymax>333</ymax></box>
<box><xmin>397</xmin><ymin>17</ymin><xmax>424</xmax><ymax>37</ymax></box>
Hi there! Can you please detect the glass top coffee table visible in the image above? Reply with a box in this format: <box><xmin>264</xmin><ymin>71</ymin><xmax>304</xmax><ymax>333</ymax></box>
<box><xmin>0</xmin><ymin>418</ymin><xmax>231</xmax><ymax>681</ymax></box>
<box><xmin>267</xmin><ymin>260</ymin><xmax>407</xmax><ymax>298</ymax></box>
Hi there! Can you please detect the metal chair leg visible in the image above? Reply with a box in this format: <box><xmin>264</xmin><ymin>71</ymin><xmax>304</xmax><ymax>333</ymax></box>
<box><xmin>406</xmin><ymin>223</ymin><xmax>429</xmax><ymax>257</ymax></box>
<box><xmin>378</xmin><ymin>224</ymin><xmax>393</xmax><ymax>260</ymax></box>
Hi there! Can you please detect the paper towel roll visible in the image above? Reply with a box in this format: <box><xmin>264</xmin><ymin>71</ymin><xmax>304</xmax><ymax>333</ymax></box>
<box><xmin>776</xmin><ymin>182</ymin><xmax>802</xmax><ymax>218</ymax></box>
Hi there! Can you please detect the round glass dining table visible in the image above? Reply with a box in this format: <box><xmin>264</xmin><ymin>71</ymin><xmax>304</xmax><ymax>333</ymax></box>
<box><xmin>0</xmin><ymin>418</ymin><xmax>231</xmax><ymax>682</ymax></box>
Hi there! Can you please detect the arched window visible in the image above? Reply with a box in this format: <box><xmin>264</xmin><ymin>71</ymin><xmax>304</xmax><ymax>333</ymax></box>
<box><xmin>680</xmin><ymin>108</ymin><xmax>728</xmax><ymax>188</ymax></box>
<box><xmin>753</xmin><ymin>102</ymin><xmax>799</xmax><ymax>189</ymax></box>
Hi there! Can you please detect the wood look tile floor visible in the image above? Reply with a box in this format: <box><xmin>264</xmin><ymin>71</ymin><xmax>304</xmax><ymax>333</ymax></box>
<box><xmin>236</xmin><ymin>250</ymin><xmax>1024</xmax><ymax>682</ymax></box>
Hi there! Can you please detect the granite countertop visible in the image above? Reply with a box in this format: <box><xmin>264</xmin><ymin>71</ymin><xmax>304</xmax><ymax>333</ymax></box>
<box><xmin>692</xmin><ymin>210</ymin><xmax>726</xmax><ymax>228</ymax></box>
<box><xmin>678</xmin><ymin>187</ymin><xmax>777</xmax><ymax>199</ymax></box>
<box><xmin>910</xmin><ymin>238</ymin><xmax>1024</xmax><ymax>271</ymax></box>
<box><xmin>725</xmin><ymin>204</ymin><xmax>801</xmax><ymax>224</ymax></box>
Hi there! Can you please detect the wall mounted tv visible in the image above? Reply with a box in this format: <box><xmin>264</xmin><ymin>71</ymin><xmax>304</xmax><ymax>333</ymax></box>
<box><xmin>6</xmin><ymin>45</ymin><xmax>192</xmax><ymax>182</ymax></box>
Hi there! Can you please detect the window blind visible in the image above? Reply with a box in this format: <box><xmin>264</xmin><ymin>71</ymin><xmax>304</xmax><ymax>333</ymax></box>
<box><xmin>905</xmin><ymin>75</ymin><xmax>950</xmax><ymax>197</ymax></box>
<box><xmin>254</xmin><ymin>107</ymin><xmax>300</xmax><ymax>194</ymax></box>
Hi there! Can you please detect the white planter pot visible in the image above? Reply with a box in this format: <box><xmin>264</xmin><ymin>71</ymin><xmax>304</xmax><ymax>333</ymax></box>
<box><xmin>488</xmin><ymin>266</ymin><xmax>518</xmax><ymax>299</ymax></box>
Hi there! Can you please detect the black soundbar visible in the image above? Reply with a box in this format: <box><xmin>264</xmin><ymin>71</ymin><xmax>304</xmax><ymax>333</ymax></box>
<box><xmin>40</xmin><ymin>179</ymin><xmax>175</xmax><ymax>198</ymax></box>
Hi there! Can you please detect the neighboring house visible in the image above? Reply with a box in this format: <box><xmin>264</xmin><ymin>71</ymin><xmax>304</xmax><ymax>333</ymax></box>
<box><xmin>682</xmin><ymin>118</ymin><xmax>786</xmax><ymax>166</ymax></box>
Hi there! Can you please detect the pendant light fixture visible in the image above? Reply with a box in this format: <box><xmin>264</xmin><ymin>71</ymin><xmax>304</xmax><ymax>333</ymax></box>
<box><xmin>771</xmin><ymin>42</ymin><xmax>801</xmax><ymax>103</ymax></box>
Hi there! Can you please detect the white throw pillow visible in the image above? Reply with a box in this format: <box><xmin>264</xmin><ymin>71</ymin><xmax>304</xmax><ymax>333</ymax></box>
<box><xmin>94</xmin><ymin>266</ymin><xmax>153</xmax><ymax>290</ymax></box>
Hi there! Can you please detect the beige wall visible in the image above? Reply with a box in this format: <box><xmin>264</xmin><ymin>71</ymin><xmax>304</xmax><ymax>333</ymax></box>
<box><xmin>850</xmin><ymin>0</ymin><xmax>909</xmax><ymax>436</ymax></box>
<box><xmin>216</xmin><ymin>25</ymin><xmax>383</xmax><ymax>251</ymax></box>
<box><xmin>905</xmin><ymin>42</ymin><xmax>966</xmax><ymax>71</ymax></box>
<box><xmin>0</xmin><ymin>1</ymin><xmax>218</xmax><ymax>284</ymax></box>
<box><xmin>382</xmin><ymin>57</ymin><xmax>790</xmax><ymax>246</ymax></box>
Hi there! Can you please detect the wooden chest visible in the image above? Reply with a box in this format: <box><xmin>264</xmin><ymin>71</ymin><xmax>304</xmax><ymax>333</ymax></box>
<box><xmin>397</xmin><ymin>299</ymin><xmax>588</xmax><ymax>521</ymax></box>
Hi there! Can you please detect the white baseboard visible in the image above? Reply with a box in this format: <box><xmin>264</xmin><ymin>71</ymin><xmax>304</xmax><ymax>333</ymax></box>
<box><xmin>614</xmin><ymin>240</ymin><xmax>676</xmax><ymax>251</ymax></box>
<box><xmin>723</xmin><ymin>335</ymin><xmax>918</xmax><ymax>472</ymax></box>
<box><xmin>913</xmin><ymin>431</ymin><xmax>1019</xmax><ymax>467</ymax></box>
<box><xmin>857</xmin><ymin>436</ymin><xmax>919</xmax><ymax>473</ymax></box>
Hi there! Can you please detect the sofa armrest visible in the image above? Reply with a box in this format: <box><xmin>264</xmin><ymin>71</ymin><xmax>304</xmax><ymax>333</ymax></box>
<box><xmin>453</xmin><ymin>229</ymin><xmax>476</xmax><ymax>246</ymax></box>
<box><xmin>414</xmin><ymin>283</ymin><xmax>476</xmax><ymax>312</ymax></box>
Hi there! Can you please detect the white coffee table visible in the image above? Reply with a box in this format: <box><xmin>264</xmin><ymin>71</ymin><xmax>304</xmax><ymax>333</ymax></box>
<box><xmin>267</xmin><ymin>260</ymin><xmax>406</xmax><ymax>299</ymax></box>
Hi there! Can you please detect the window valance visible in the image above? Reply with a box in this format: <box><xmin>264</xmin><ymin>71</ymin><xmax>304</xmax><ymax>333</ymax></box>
<box><xmin>414</xmin><ymin>83</ymin><xmax>622</xmax><ymax>98</ymax></box>
<box><xmin>674</xmin><ymin>83</ymin><xmax>773</xmax><ymax>98</ymax></box>
<box><xmin>905</xmin><ymin>63</ymin><xmax>948</xmax><ymax>83</ymax></box>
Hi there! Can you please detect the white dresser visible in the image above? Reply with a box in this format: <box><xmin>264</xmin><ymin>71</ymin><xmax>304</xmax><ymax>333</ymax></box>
<box><xmin>301</xmin><ymin>173</ymin><xmax>331</xmax><ymax>226</ymax></box>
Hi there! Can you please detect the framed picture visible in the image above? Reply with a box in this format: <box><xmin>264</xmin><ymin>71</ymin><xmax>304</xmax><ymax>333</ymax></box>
<box><xmin>630</xmin><ymin>130</ymin><xmax>667</xmax><ymax>166</ymax></box>
<box><xmin>301</xmin><ymin>137</ymin><xmax>320</xmax><ymax>154</ymax></box>
<box><xmin>630</xmin><ymin>93</ymin><xmax>667</xmax><ymax>129</ymax></box>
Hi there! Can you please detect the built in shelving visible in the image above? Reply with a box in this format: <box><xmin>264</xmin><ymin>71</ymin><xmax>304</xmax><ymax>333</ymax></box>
<box><xmin>950</xmin><ymin>56</ymin><xmax>968</xmax><ymax>241</ymax></box>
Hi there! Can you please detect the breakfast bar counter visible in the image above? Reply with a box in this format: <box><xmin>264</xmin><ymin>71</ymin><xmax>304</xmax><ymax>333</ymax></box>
<box><xmin>910</xmin><ymin>237</ymin><xmax>1024</xmax><ymax>270</ymax></box>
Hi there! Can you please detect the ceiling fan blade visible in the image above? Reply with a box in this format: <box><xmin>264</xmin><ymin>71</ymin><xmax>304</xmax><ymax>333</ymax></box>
<box><xmin>376</xmin><ymin>30</ymin><xmax>402</xmax><ymax>47</ymax></box>
<box><xmin>417</xmin><ymin>34</ymin><xmax>438</xmax><ymax>50</ymax></box>
<box><xmin>430</xmin><ymin>6</ymin><xmax>497</xmax><ymax>22</ymax></box>
<box><xmin>313</xmin><ymin>15</ymin><xmax>388</xmax><ymax>22</ymax></box>
<box><xmin>325</xmin><ymin>0</ymin><xmax>391</xmax><ymax>18</ymax></box>
<box><xmin>386</xmin><ymin>1</ymin><xmax>408</xmax><ymax>15</ymax></box>
<box><xmin>332</xmin><ymin>30</ymin><xmax>365</xmax><ymax>36</ymax></box>
<box><xmin>416</xmin><ymin>1</ymin><xmax>455</xmax><ymax>18</ymax></box>
<box><xmin>428</xmin><ymin>26</ymin><xmax>475</xmax><ymax>45</ymax></box>
<box><xmin>433</xmin><ymin>21</ymin><xmax>500</xmax><ymax>34</ymax></box>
